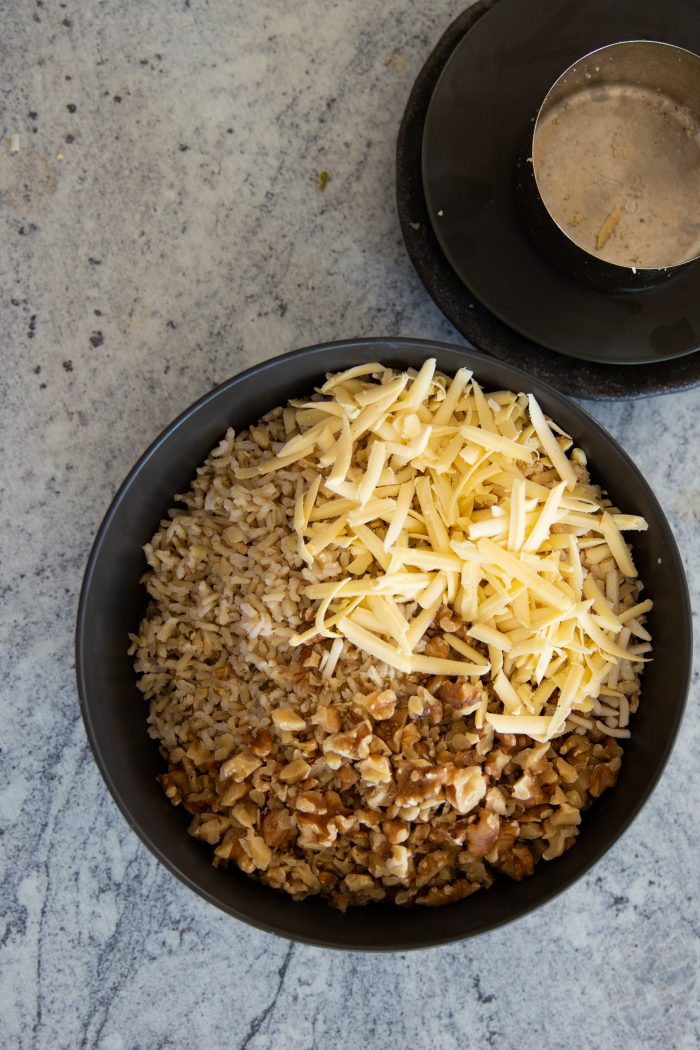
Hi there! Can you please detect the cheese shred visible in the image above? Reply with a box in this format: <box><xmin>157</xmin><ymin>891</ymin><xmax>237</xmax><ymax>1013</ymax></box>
<box><xmin>244</xmin><ymin>360</ymin><xmax>650</xmax><ymax>740</ymax></box>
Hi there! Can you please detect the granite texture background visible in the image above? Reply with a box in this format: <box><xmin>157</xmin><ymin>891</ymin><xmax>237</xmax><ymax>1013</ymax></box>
<box><xmin>1</xmin><ymin>1</ymin><xmax>698</xmax><ymax>1048</ymax></box>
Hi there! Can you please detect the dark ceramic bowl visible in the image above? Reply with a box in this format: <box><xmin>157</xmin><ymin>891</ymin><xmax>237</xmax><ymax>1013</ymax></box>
<box><xmin>76</xmin><ymin>337</ymin><xmax>691</xmax><ymax>950</ymax></box>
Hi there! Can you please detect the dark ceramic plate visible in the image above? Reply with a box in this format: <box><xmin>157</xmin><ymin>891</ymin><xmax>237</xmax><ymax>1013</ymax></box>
<box><xmin>76</xmin><ymin>338</ymin><xmax>690</xmax><ymax>950</ymax></box>
<box><xmin>422</xmin><ymin>0</ymin><xmax>700</xmax><ymax>365</ymax></box>
<box><xmin>397</xmin><ymin>0</ymin><xmax>700</xmax><ymax>396</ymax></box>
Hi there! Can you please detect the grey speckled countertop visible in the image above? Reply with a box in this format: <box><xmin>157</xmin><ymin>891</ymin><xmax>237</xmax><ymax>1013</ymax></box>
<box><xmin>1</xmin><ymin>2</ymin><xmax>698</xmax><ymax>1048</ymax></box>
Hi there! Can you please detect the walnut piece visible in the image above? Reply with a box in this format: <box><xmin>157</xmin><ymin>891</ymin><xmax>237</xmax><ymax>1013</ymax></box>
<box><xmin>311</xmin><ymin>704</ymin><xmax>342</xmax><ymax>734</ymax></box>
<box><xmin>271</xmin><ymin>708</ymin><xmax>306</xmax><ymax>732</ymax></box>
<box><xmin>322</xmin><ymin>723</ymin><xmax>372</xmax><ymax>761</ymax></box>
<box><xmin>296</xmin><ymin>814</ymin><xmax>338</xmax><ymax>850</ymax></box>
<box><xmin>356</xmin><ymin>689</ymin><xmax>397</xmax><ymax>720</ymax></box>
<box><xmin>437</xmin><ymin>607</ymin><xmax>462</xmax><ymax>633</ymax></box>
<box><xmin>261</xmin><ymin>808</ymin><xmax>293</xmax><ymax>847</ymax></box>
<box><xmin>358</xmin><ymin>754</ymin><xmax>392</xmax><ymax>785</ymax></box>
<box><xmin>279</xmin><ymin>758</ymin><xmax>311</xmax><ymax>784</ymax></box>
<box><xmin>424</xmin><ymin>635</ymin><xmax>450</xmax><ymax>658</ymax></box>
<box><xmin>367</xmin><ymin>842</ymin><xmax>411</xmax><ymax>880</ymax></box>
<box><xmin>437</xmin><ymin>680</ymin><xmax>481</xmax><ymax>711</ymax></box>
<box><xmin>499</xmin><ymin>844</ymin><xmax>535</xmax><ymax>881</ymax></box>
<box><xmin>220</xmin><ymin>752</ymin><xmax>262</xmax><ymax>783</ymax></box>
<box><xmin>240</xmin><ymin>829</ymin><xmax>272</xmax><ymax>870</ymax></box>
<box><xmin>589</xmin><ymin>762</ymin><xmax>619</xmax><ymax>797</ymax></box>
<box><xmin>466</xmin><ymin>810</ymin><xmax>501</xmax><ymax>858</ymax></box>
<box><xmin>446</xmin><ymin>767</ymin><xmax>487</xmax><ymax>815</ymax></box>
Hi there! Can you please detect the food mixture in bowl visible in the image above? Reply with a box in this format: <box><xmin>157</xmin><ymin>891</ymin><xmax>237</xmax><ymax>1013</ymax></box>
<box><xmin>131</xmin><ymin>361</ymin><xmax>652</xmax><ymax>909</ymax></box>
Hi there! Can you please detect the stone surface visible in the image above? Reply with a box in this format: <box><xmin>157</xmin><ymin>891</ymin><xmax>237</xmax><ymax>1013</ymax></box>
<box><xmin>0</xmin><ymin>2</ymin><xmax>698</xmax><ymax>1048</ymax></box>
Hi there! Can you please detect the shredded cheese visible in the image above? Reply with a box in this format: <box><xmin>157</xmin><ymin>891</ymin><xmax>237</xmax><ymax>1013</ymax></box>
<box><xmin>242</xmin><ymin>360</ymin><xmax>650</xmax><ymax>740</ymax></box>
<box><xmin>527</xmin><ymin>394</ymin><xmax>577</xmax><ymax>490</ymax></box>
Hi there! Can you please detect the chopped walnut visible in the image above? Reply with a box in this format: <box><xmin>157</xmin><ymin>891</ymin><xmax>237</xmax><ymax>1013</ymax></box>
<box><xmin>594</xmin><ymin>737</ymin><xmax>623</xmax><ymax>763</ymax></box>
<box><xmin>475</xmin><ymin>724</ymin><xmax>495</xmax><ymax>757</ymax></box>
<box><xmin>333</xmin><ymin>813</ymin><xmax>357</xmax><ymax>836</ymax></box>
<box><xmin>446</xmin><ymin>767</ymin><xmax>487</xmax><ymax>815</ymax></box>
<box><xmin>261</xmin><ymin>807</ymin><xmax>293</xmax><ymax>847</ymax></box>
<box><xmin>220</xmin><ymin>752</ymin><xmax>262</xmax><ymax>783</ymax></box>
<box><xmin>495</xmin><ymin>733</ymin><xmax>518</xmax><ymax>752</ymax></box>
<box><xmin>549</xmin><ymin>803</ymin><xmax>581</xmax><ymax>827</ymax></box>
<box><xmin>294</xmin><ymin>790</ymin><xmax>326</xmax><ymax>814</ymax></box>
<box><xmin>437</xmin><ymin>607</ymin><xmax>462</xmax><ymax>633</ymax></box>
<box><xmin>549</xmin><ymin>785</ymin><xmax>568</xmax><ymax>806</ymax></box>
<box><xmin>219</xmin><ymin>780</ymin><xmax>250</xmax><ymax>807</ymax></box>
<box><xmin>437</xmin><ymin>680</ymin><xmax>481</xmax><ymax>711</ymax></box>
<box><xmin>186</xmin><ymin>739</ymin><xmax>212</xmax><ymax>766</ymax></box>
<box><xmin>466</xmin><ymin>810</ymin><xmax>501</xmax><ymax>858</ymax></box>
<box><xmin>554</xmin><ymin>756</ymin><xmax>579</xmax><ymax>784</ymax></box>
<box><xmin>484</xmin><ymin>786</ymin><xmax>508</xmax><ymax>815</ymax></box>
<box><xmin>415</xmin><ymin>686</ymin><xmax>443</xmax><ymax>724</ymax></box>
<box><xmin>399</xmin><ymin>723</ymin><xmax>421</xmax><ymax>754</ymax></box>
<box><xmin>434</xmin><ymin>818</ymin><xmax>470</xmax><ymax>847</ymax></box>
<box><xmin>271</xmin><ymin>707</ymin><xmax>306</xmax><ymax>732</ymax></box>
<box><xmin>356</xmin><ymin>689</ymin><xmax>397</xmax><ymax>720</ymax></box>
<box><xmin>484</xmin><ymin>750</ymin><xmax>511</xmax><ymax>778</ymax></box>
<box><xmin>215</xmin><ymin>831</ymin><xmax>255</xmax><ymax>874</ymax></box>
<box><xmin>499</xmin><ymin>844</ymin><xmax>535</xmax><ymax>880</ymax></box>
<box><xmin>158</xmin><ymin>770</ymin><xmax>188</xmax><ymax>806</ymax></box>
<box><xmin>511</xmin><ymin>771</ymin><xmax>542</xmax><ymax>803</ymax></box>
<box><xmin>310</xmin><ymin>704</ymin><xmax>342</xmax><ymax>734</ymax></box>
<box><xmin>416</xmin><ymin>849</ymin><xmax>452</xmax><ymax>888</ymax></box>
<box><xmin>512</xmin><ymin>742</ymin><xmax>550</xmax><ymax>773</ymax></box>
<box><xmin>416</xmin><ymin>880</ymin><xmax>478</xmax><ymax>906</ymax></box>
<box><xmin>494</xmin><ymin>819</ymin><xmax>519</xmax><ymax>855</ymax></box>
<box><xmin>367</xmin><ymin>841</ymin><xmax>411</xmax><ymax>880</ymax></box>
<box><xmin>343</xmin><ymin>873</ymin><xmax>384</xmax><ymax>901</ymax></box>
<box><xmin>382</xmin><ymin>818</ymin><xmax>409</xmax><ymax>844</ymax></box>
<box><xmin>250</xmin><ymin>728</ymin><xmax>274</xmax><ymax>757</ymax></box>
<box><xmin>589</xmin><ymin>762</ymin><xmax>619</xmax><ymax>797</ymax></box>
<box><xmin>424</xmin><ymin>635</ymin><xmax>450</xmax><ymax>658</ymax></box>
<box><xmin>542</xmin><ymin>827</ymin><xmax>578</xmax><ymax>861</ymax></box>
<box><xmin>395</xmin><ymin>765</ymin><xmax>447</xmax><ymax>807</ymax></box>
<box><xmin>251</xmin><ymin>763</ymin><xmax>277</xmax><ymax>793</ymax></box>
<box><xmin>300</xmin><ymin>647</ymin><xmax>321</xmax><ymax>669</ymax></box>
<box><xmin>296</xmin><ymin>814</ymin><xmax>338</xmax><ymax>850</ymax></box>
<box><xmin>231</xmin><ymin>799</ymin><xmax>259</xmax><ymax>829</ymax></box>
<box><xmin>190</xmin><ymin>814</ymin><xmax>227</xmax><ymax>845</ymax></box>
<box><xmin>407</xmin><ymin>695</ymin><xmax>424</xmax><ymax>718</ymax></box>
<box><xmin>239</xmin><ymin>829</ymin><xmax>272</xmax><ymax>870</ymax></box>
<box><xmin>336</xmin><ymin>764</ymin><xmax>359</xmax><ymax>788</ymax></box>
<box><xmin>559</xmin><ymin>734</ymin><xmax>591</xmax><ymax>768</ymax></box>
<box><xmin>322</xmin><ymin>722</ymin><xmax>372</xmax><ymax>761</ymax></box>
<box><xmin>358</xmin><ymin>754</ymin><xmax>392</xmax><ymax>784</ymax></box>
<box><xmin>279</xmin><ymin>758</ymin><xmax>311</xmax><ymax>784</ymax></box>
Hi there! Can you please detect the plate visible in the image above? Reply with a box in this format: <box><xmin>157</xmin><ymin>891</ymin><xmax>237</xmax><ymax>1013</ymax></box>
<box><xmin>396</xmin><ymin>0</ymin><xmax>700</xmax><ymax>397</ymax></box>
<box><xmin>420</xmin><ymin>0</ymin><xmax>700</xmax><ymax>366</ymax></box>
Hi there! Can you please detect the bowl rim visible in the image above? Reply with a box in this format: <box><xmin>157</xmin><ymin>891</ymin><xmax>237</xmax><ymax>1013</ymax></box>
<box><xmin>75</xmin><ymin>336</ymin><xmax>692</xmax><ymax>950</ymax></box>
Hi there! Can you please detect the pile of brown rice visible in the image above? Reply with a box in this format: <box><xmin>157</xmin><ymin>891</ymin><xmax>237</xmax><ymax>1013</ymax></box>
<box><xmin>130</xmin><ymin>374</ymin><xmax>649</xmax><ymax>910</ymax></box>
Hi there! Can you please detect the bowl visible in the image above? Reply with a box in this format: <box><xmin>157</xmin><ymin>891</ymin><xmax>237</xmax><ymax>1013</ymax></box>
<box><xmin>516</xmin><ymin>40</ymin><xmax>700</xmax><ymax>292</ymax></box>
<box><xmin>76</xmin><ymin>337</ymin><xmax>691</xmax><ymax>950</ymax></box>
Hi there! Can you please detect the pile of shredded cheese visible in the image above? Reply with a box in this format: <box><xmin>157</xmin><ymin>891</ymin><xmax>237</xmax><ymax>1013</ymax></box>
<box><xmin>237</xmin><ymin>360</ymin><xmax>651</xmax><ymax>741</ymax></box>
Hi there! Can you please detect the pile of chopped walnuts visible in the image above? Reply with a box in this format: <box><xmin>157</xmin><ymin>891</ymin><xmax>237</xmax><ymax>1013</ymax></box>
<box><xmin>159</xmin><ymin>613</ymin><xmax>623</xmax><ymax>910</ymax></box>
